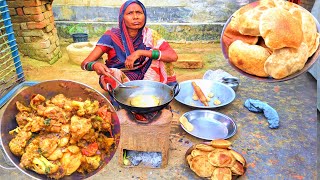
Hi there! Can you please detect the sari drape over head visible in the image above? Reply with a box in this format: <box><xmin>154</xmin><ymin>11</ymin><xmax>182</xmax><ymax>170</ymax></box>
<box><xmin>96</xmin><ymin>0</ymin><xmax>176</xmax><ymax>90</ymax></box>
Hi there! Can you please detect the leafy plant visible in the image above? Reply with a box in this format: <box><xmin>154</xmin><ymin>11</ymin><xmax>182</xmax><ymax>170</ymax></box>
<box><xmin>67</xmin><ymin>24</ymin><xmax>86</xmax><ymax>35</ymax></box>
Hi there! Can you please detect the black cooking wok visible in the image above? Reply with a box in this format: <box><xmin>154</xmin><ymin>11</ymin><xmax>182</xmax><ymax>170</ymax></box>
<box><xmin>108</xmin><ymin>80</ymin><xmax>180</xmax><ymax>114</ymax></box>
<box><xmin>0</xmin><ymin>80</ymin><xmax>121</xmax><ymax>180</ymax></box>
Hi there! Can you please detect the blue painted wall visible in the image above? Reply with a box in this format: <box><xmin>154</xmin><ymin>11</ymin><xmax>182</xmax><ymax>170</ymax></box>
<box><xmin>52</xmin><ymin>0</ymin><xmax>248</xmax><ymax>41</ymax></box>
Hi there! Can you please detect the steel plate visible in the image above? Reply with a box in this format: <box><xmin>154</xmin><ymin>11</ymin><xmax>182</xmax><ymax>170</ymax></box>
<box><xmin>220</xmin><ymin>1</ymin><xmax>320</xmax><ymax>82</ymax></box>
<box><xmin>180</xmin><ymin>110</ymin><xmax>237</xmax><ymax>140</ymax></box>
<box><xmin>174</xmin><ymin>79</ymin><xmax>236</xmax><ymax>109</ymax></box>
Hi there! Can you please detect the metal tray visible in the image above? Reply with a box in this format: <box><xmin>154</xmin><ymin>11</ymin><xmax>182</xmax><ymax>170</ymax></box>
<box><xmin>220</xmin><ymin>1</ymin><xmax>320</xmax><ymax>82</ymax></box>
<box><xmin>180</xmin><ymin>110</ymin><xmax>237</xmax><ymax>140</ymax></box>
<box><xmin>174</xmin><ymin>79</ymin><xmax>236</xmax><ymax>109</ymax></box>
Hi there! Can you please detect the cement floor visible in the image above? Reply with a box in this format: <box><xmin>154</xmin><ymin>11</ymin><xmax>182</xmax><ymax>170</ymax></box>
<box><xmin>0</xmin><ymin>41</ymin><xmax>318</xmax><ymax>180</ymax></box>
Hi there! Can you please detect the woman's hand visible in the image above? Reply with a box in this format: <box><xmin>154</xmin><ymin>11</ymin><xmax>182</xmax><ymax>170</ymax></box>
<box><xmin>125</xmin><ymin>50</ymin><xmax>141</xmax><ymax>69</ymax></box>
<box><xmin>92</xmin><ymin>62</ymin><xmax>112</xmax><ymax>75</ymax></box>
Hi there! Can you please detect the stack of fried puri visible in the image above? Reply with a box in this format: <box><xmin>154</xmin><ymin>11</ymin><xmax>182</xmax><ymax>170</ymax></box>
<box><xmin>224</xmin><ymin>0</ymin><xmax>320</xmax><ymax>79</ymax></box>
<box><xmin>186</xmin><ymin>139</ymin><xmax>246</xmax><ymax>180</ymax></box>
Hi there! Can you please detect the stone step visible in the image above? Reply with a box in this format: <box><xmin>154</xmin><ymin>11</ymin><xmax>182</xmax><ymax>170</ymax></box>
<box><xmin>173</xmin><ymin>54</ymin><xmax>203</xmax><ymax>69</ymax></box>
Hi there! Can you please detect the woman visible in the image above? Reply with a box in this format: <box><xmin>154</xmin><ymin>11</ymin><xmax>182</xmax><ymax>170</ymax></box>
<box><xmin>81</xmin><ymin>0</ymin><xmax>178</xmax><ymax>91</ymax></box>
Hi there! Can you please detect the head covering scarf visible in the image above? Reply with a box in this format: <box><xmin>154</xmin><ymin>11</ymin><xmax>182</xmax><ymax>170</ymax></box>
<box><xmin>97</xmin><ymin>0</ymin><xmax>151</xmax><ymax>80</ymax></box>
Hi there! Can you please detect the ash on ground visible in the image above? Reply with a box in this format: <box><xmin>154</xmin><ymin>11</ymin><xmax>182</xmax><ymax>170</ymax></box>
<box><xmin>126</xmin><ymin>150</ymin><xmax>162</xmax><ymax>168</ymax></box>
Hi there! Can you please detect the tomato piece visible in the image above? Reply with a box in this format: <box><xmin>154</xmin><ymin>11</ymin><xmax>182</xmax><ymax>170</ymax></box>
<box><xmin>81</xmin><ymin>142</ymin><xmax>98</xmax><ymax>156</ymax></box>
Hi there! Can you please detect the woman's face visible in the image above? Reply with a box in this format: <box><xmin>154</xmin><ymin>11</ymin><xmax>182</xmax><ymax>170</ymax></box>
<box><xmin>123</xmin><ymin>3</ymin><xmax>145</xmax><ymax>31</ymax></box>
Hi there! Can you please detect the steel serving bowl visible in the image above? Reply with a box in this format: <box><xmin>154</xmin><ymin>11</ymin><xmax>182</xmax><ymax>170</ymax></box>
<box><xmin>220</xmin><ymin>1</ymin><xmax>320</xmax><ymax>82</ymax></box>
<box><xmin>174</xmin><ymin>79</ymin><xmax>236</xmax><ymax>109</ymax></box>
<box><xmin>0</xmin><ymin>80</ymin><xmax>121</xmax><ymax>180</ymax></box>
<box><xmin>180</xmin><ymin>110</ymin><xmax>237</xmax><ymax>140</ymax></box>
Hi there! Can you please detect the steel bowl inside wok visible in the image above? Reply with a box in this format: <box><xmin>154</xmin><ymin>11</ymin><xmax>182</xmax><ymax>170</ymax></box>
<box><xmin>110</xmin><ymin>80</ymin><xmax>180</xmax><ymax>114</ymax></box>
<box><xmin>0</xmin><ymin>80</ymin><xmax>121</xmax><ymax>180</ymax></box>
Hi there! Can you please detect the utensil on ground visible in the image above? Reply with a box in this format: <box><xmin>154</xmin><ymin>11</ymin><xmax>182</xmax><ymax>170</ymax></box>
<box><xmin>175</xmin><ymin>79</ymin><xmax>236</xmax><ymax>109</ymax></box>
<box><xmin>180</xmin><ymin>110</ymin><xmax>237</xmax><ymax>140</ymax></box>
<box><xmin>221</xmin><ymin>77</ymin><xmax>240</xmax><ymax>91</ymax></box>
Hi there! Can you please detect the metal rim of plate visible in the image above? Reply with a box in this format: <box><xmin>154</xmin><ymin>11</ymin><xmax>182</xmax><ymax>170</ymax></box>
<box><xmin>220</xmin><ymin>2</ymin><xmax>320</xmax><ymax>83</ymax></box>
<box><xmin>180</xmin><ymin>110</ymin><xmax>237</xmax><ymax>140</ymax></box>
<box><xmin>174</xmin><ymin>79</ymin><xmax>236</xmax><ymax>109</ymax></box>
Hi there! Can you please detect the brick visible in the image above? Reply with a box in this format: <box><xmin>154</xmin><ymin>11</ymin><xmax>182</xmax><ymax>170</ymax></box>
<box><xmin>52</xmin><ymin>27</ymin><xmax>57</xmax><ymax>35</ymax></box>
<box><xmin>23</xmin><ymin>0</ymin><xmax>42</xmax><ymax>7</ymax></box>
<box><xmin>9</xmin><ymin>8</ymin><xmax>17</xmax><ymax>16</ymax></box>
<box><xmin>23</xmin><ymin>6</ymin><xmax>42</xmax><ymax>15</ymax></box>
<box><xmin>58</xmin><ymin>51</ymin><xmax>62</xmax><ymax>58</ymax></box>
<box><xmin>27</xmin><ymin>21</ymin><xmax>47</xmax><ymax>29</ymax></box>
<box><xmin>40</xmin><ymin>5</ymin><xmax>46</xmax><ymax>13</ymax></box>
<box><xmin>49</xmin><ymin>16</ymin><xmax>55</xmax><ymax>23</ymax></box>
<box><xmin>16</xmin><ymin>37</ymin><xmax>24</xmax><ymax>43</ymax></box>
<box><xmin>20</xmin><ymin>23</ymin><xmax>28</xmax><ymax>30</ymax></box>
<box><xmin>18</xmin><ymin>43</ymin><xmax>32</xmax><ymax>51</ymax></box>
<box><xmin>173</xmin><ymin>54</ymin><xmax>203</xmax><ymax>69</ymax></box>
<box><xmin>30</xmin><ymin>35</ymin><xmax>48</xmax><ymax>42</ymax></box>
<box><xmin>38</xmin><ymin>39</ymin><xmax>51</xmax><ymax>49</ymax></box>
<box><xmin>12</xmin><ymin>24</ymin><xmax>21</xmax><ymax>31</ymax></box>
<box><xmin>24</xmin><ymin>37</ymin><xmax>31</xmax><ymax>43</ymax></box>
<box><xmin>35</xmin><ymin>43</ymin><xmax>56</xmax><ymax>54</ymax></box>
<box><xmin>7</xmin><ymin>1</ymin><xmax>24</xmax><ymax>8</ymax></box>
<box><xmin>49</xmin><ymin>53</ymin><xmax>61</xmax><ymax>64</ymax></box>
<box><xmin>53</xmin><ymin>46</ymin><xmax>61</xmax><ymax>55</ymax></box>
<box><xmin>43</xmin><ymin>33</ymin><xmax>50</xmax><ymax>40</ymax></box>
<box><xmin>21</xmin><ymin>29</ymin><xmax>44</xmax><ymax>37</ymax></box>
<box><xmin>14</xmin><ymin>31</ymin><xmax>22</xmax><ymax>37</ymax></box>
<box><xmin>49</xmin><ymin>34</ymin><xmax>58</xmax><ymax>44</ymax></box>
<box><xmin>43</xmin><ymin>11</ymin><xmax>51</xmax><ymax>19</ymax></box>
<box><xmin>45</xmin><ymin>24</ymin><xmax>54</xmax><ymax>32</ymax></box>
<box><xmin>55</xmin><ymin>39</ymin><xmax>60</xmax><ymax>47</ymax></box>
<box><xmin>16</xmin><ymin>8</ymin><xmax>24</xmax><ymax>16</ymax></box>
<box><xmin>11</xmin><ymin>16</ymin><xmax>27</xmax><ymax>23</ymax></box>
<box><xmin>31</xmin><ymin>13</ymin><xmax>45</xmax><ymax>22</ymax></box>
<box><xmin>45</xmin><ymin>3</ymin><xmax>52</xmax><ymax>11</ymax></box>
<box><xmin>35</xmin><ymin>49</ymin><xmax>54</xmax><ymax>58</ymax></box>
<box><xmin>33</xmin><ymin>52</ymin><xmax>54</xmax><ymax>62</ymax></box>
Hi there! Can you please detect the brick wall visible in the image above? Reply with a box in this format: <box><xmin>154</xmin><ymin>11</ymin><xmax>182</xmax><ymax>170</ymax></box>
<box><xmin>7</xmin><ymin>0</ymin><xmax>61</xmax><ymax>64</ymax></box>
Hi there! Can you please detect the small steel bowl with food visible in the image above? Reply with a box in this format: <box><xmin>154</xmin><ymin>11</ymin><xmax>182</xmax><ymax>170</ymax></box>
<box><xmin>221</xmin><ymin>0</ymin><xmax>320</xmax><ymax>82</ymax></box>
<box><xmin>108</xmin><ymin>80</ymin><xmax>180</xmax><ymax>114</ymax></box>
<box><xmin>0</xmin><ymin>80</ymin><xmax>121</xmax><ymax>180</ymax></box>
<box><xmin>174</xmin><ymin>79</ymin><xmax>236</xmax><ymax>109</ymax></box>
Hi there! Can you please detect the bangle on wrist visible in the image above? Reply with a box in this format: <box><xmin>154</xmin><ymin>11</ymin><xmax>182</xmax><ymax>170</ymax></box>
<box><xmin>157</xmin><ymin>50</ymin><xmax>162</xmax><ymax>60</ymax></box>
<box><xmin>86</xmin><ymin>61</ymin><xmax>97</xmax><ymax>71</ymax></box>
<box><xmin>82</xmin><ymin>62</ymin><xmax>88</xmax><ymax>70</ymax></box>
<box><xmin>151</xmin><ymin>49</ymin><xmax>160</xmax><ymax>60</ymax></box>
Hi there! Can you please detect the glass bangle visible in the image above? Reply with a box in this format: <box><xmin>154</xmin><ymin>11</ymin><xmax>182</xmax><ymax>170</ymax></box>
<box><xmin>152</xmin><ymin>50</ymin><xmax>159</xmax><ymax>59</ymax></box>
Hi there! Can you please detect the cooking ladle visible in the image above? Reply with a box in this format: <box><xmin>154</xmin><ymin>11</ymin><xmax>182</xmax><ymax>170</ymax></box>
<box><xmin>107</xmin><ymin>72</ymin><xmax>139</xmax><ymax>88</ymax></box>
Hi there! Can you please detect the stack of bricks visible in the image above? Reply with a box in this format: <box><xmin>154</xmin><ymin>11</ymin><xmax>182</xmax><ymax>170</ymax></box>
<box><xmin>7</xmin><ymin>0</ymin><xmax>61</xmax><ymax>64</ymax></box>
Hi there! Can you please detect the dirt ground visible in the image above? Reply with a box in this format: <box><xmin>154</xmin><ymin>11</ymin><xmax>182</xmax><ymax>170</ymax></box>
<box><xmin>1</xmin><ymin>40</ymin><xmax>318</xmax><ymax>180</ymax></box>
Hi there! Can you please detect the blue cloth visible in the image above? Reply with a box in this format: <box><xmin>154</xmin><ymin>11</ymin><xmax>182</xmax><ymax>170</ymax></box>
<box><xmin>244</xmin><ymin>99</ymin><xmax>279</xmax><ymax>129</ymax></box>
